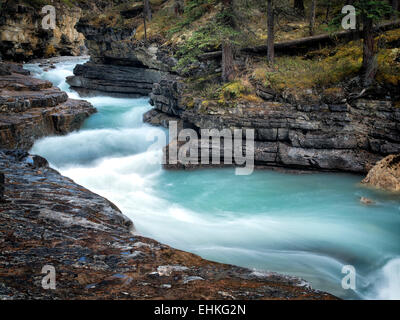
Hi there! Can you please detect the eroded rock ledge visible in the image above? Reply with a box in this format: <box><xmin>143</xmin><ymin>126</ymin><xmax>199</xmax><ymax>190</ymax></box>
<box><xmin>362</xmin><ymin>154</ymin><xmax>400</xmax><ymax>192</ymax></box>
<box><xmin>0</xmin><ymin>62</ymin><xmax>96</xmax><ymax>150</ymax></box>
<box><xmin>65</xmin><ymin>20</ymin><xmax>172</xmax><ymax>98</ymax></box>
<box><xmin>67</xmin><ymin>21</ymin><xmax>400</xmax><ymax>173</ymax></box>
<box><xmin>145</xmin><ymin>75</ymin><xmax>400</xmax><ymax>174</ymax></box>
<box><xmin>0</xmin><ymin>149</ymin><xmax>336</xmax><ymax>300</ymax></box>
<box><xmin>66</xmin><ymin>62</ymin><xmax>166</xmax><ymax>98</ymax></box>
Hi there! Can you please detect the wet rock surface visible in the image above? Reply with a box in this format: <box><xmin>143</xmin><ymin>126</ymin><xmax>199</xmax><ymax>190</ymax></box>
<box><xmin>362</xmin><ymin>154</ymin><xmax>400</xmax><ymax>192</ymax></box>
<box><xmin>0</xmin><ymin>149</ymin><xmax>336</xmax><ymax>300</ymax></box>
<box><xmin>0</xmin><ymin>62</ymin><xmax>96</xmax><ymax>149</ymax></box>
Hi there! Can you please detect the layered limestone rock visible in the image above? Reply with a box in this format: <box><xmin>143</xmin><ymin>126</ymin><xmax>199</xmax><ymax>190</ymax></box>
<box><xmin>0</xmin><ymin>1</ymin><xmax>86</xmax><ymax>61</ymax></box>
<box><xmin>75</xmin><ymin>16</ymin><xmax>176</xmax><ymax>71</ymax></box>
<box><xmin>66</xmin><ymin>62</ymin><xmax>166</xmax><ymax>98</ymax></box>
<box><xmin>71</xmin><ymin>24</ymin><xmax>400</xmax><ymax>173</ymax></box>
<box><xmin>0</xmin><ymin>62</ymin><xmax>96</xmax><ymax>149</ymax></box>
<box><xmin>362</xmin><ymin>154</ymin><xmax>400</xmax><ymax>192</ymax></box>
<box><xmin>145</xmin><ymin>76</ymin><xmax>400</xmax><ymax>173</ymax></box>
<box><xmin>66</xmin><ymin>15</ymin><xmax>174</xmax><ymax>97</ymax></box>
<box><xmin>0</xmin><ymin>149</ymin><xmax>337</xmax><ymax>300</ymax></box>
<box><xmin>65</xmin><ymin>4</ymin><xmax>400</xmax><ymax>174</ymax></box>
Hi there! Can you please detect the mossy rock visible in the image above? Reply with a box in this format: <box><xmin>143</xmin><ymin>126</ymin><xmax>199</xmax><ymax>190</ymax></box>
<box><xmin>221</xmin><ymin>81</ymin><xmax>247</xmax><ymax>100</ymax></box>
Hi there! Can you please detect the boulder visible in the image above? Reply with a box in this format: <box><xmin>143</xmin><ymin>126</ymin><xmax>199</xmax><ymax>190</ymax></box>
<box><xmin>362</xmin><ymin>154</ymin><xmax>400</xmax><ymax>192</ymax></box>
<box><xmin>360</xmin><ymin>197</ymin><xmax>375</xmax><ymax>205</ymax></box>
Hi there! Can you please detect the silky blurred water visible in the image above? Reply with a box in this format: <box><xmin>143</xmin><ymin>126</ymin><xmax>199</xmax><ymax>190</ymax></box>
<box><xmin>25</xmin><ymin>58</ymin><xmax>400</xmax><ymax>300</ymax></box>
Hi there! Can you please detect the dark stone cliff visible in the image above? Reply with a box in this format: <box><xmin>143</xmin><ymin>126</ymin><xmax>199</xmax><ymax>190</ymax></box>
<box><xmin>147</xmin><ymin>75</ymin><xmax>400</xmax><ymax>173</ymax></box>
<box><xmin>0</xmin><ymin>62</ymin><xmax>95</xmax><ymax>150</ymax></box>
<box><xmin>0</xmin><ymin>1</ymin><xmax>87</xmax><ymax>61</ymax></box>
<box><xmin>66</xmin><ymin>20</ymin><xmax>174</xmax><ymax>97</ymax></box>
<box><xmin>66</xmin><ymin>13</ymin><xmax>400</xmax><ymax>173</ymax></box>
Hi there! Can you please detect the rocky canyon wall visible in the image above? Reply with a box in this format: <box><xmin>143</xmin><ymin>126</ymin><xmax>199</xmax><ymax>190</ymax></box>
<box><xmin>63</xmin><ymin>7</ymin><xmax>400</xmax><ymax>174</ymax></box>
<box><xmin>0</xmin><ymin>1</ymin><xmax>86</xmax><ymax>61</ymax></box>
<box><xmin>66</xmin><ymin>19</ymin><xmax>175</xmax><ymax>97</ymax></box>
<box><xmin>146</xmin><ymin>75</ymin><xmax>400</xmax><ymax>174</ymax></box>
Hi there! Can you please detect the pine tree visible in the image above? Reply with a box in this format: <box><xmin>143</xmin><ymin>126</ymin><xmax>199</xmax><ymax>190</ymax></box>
<box><xmin>294</xmin><ymin>0</ymin><xmax>305</xmax><ymax>15</ymax></box>
<box><xmin>174</xmin><ymin>0</ymin><xmax>184</xmax><ymax>16</ymax></box>
<box><xmin>309</xmin><ymin>0</ymin><xmax>317</xmax><ymax>36</ymax></box>
<box><xmin>354</xmin><ymin>0</ymin><xmax>392</xmax><ymax>85</ymax></box>
<box><xmin>267</xmin><ymin>0</ymin><xmax>275</xmax><ymax>65</ymax></box>
<box><xmin>221</xmin><ymin>0</ymin><xmax>236</xmax><ymax>82</ymax></box>
<box><xmin>144</xmin><ymin>0</ymin><xmax>152</xmax><ymax>21</ymax></box>
<box><xmin>143</xmin><ymin>0</ymin><xmax>152</xmax><ymax>42</ymax></box>
<box><xmin>391</xmin><ymin>0</ymin><xmax>399</xmax><ymax>18</ymax></box>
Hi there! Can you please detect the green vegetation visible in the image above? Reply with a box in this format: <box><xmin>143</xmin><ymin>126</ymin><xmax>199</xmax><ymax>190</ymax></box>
<box><xmin>23</xmin><ymin>0</ymin><xmax>48</xmax><ymax>8</ymax></box>
<box><xmin>174</xmin><ymin>23</ymin><xmax>224</xmax><ymax>73</ymax></box>
<box><xmin>168</xmin><ymin>0</ymin><xmax>216</xmax><ymax>34</ymax></box>
<box><xmin>252</xmin><ymin>43</ymin><xmax>363</xmax><ymax>91</ymax></box>
<box><xmin>17</xmin><ymin>0</ymin><xmax>398</xmax><ymax>106</ymax></box>
<box><xmin>20</xmin><ymin>0</ymin><xmax>95</xmax><ymax>8</ymax></box>
<box><xmin>251</xmin><ymin>31</ymin><xmax>400</xmax><ymax>92</ymax></box>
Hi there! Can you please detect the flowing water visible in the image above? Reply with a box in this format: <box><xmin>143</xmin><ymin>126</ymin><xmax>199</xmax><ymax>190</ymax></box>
<box><xmin>24</xmin><ymin>58</ymin><xmax>400</xmax><ymax>300</ymax></box>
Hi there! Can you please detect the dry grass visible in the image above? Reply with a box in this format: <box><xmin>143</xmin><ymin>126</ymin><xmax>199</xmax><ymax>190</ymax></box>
<box><xmin>251</xmin><ymin>29</ymin><xmax>400</xmax><ymax>93</ymax></box>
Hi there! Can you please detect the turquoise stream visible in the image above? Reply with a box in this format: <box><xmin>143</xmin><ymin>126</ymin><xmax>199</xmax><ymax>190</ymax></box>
<box><xmin>24</xmin><ymin>59</ymin><xmax>400</xmax><ymax>300</ymax></box>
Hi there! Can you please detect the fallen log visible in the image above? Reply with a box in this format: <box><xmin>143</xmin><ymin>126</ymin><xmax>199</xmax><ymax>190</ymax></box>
<box><xmin>198</xmin><ymin>20</ymin><xmax>400</xmax><ymax>59</ymax></box>
<box><xmin>243</xmin><ymin>20</ymin><xmax>400</xmax><ymax>54</ymax></box>
<box><xmin>198</xmin><ymin>51</ymin><xmax>224</xmax><ymax>61</ymax></box>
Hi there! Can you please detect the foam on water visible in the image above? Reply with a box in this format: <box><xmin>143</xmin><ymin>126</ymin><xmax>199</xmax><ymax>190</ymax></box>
<box><xmin>26</xmin><ymin>58</ymin><xmax>400</xmax><ymax>300</ymax></box>
<box><xmin>378</xmin><ymin>258</ymin><xmax>400</xmax><ymax>299</ymax></box>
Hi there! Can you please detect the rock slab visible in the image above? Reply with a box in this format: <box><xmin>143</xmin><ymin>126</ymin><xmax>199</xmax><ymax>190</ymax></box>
<box><xmin>0</xmin><ymin>150</ymin><xmax>337</xmax><ymax>300</ymax></box>
<box><xmin>0</xmin><ymin>62</ymin><xmax>96</xmax><ymax>150</ymax></box>
<box><xmin>362</xmin><ymin>154</ymin><xmax>400</xmax><ymax>192</ymax></box>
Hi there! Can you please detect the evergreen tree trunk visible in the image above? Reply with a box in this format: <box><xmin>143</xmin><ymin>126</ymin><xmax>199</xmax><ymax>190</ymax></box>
<box><xmin>309</xmin><ymin>0</ymin><xmax>317</xmax><ymax>36</ymax></box>
<box><xmin>222</xmin><ymin>42</ymin><xmax>235</xmax><ymax>82</ymax></box>
<box><xmin>221</xmin><ymin>0</ymin><xmax>235</xmax><ymax>82</ymax></box>
<box><xmin>144</xmin><ymin>0</ymin><xmax>152</xmax><ymax>21</ymax></box>
<box><xmin>267</xmin><ymin>0</ymin><xmax>274</xmax><ymax>66</ymax></box>
<box><xmin>325</xmin><ymin>2</ymin><xmax>331</xmax><ymax>23</ymax></box>
<box><xmin>294</xmin><ymin>0</ymin><xmax>305</xmax><ymax>15</ymax></box>
<box><xmin>143</xmin><ymin>13</ymin><xmax>147</xmax><ymax>41</ymax></box>
<box><xmin>174</xmin><ymin>0</ymin><xmax>184</xmax><ymax>16</ymax></box>
<box><xmin>361</xmin><ymin>14</ymin><xmax>377</xmax><ymax>86</ymax></box>
<box><xmin>392</xmin><ymin>0</ymin><xmax>399</xmax><ymax>19</ymax></box>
